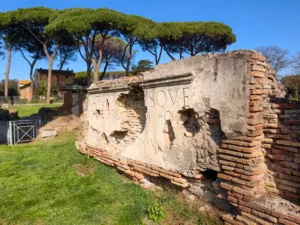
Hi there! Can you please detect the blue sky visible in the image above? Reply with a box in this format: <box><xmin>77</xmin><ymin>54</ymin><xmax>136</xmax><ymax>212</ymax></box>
<box><xmin>0</xmin><ymin>0</ymin><xmax>299</xmax><ymax>80</ymax></box>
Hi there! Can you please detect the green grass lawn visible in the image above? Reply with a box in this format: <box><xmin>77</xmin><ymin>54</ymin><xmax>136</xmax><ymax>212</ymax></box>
<box><xmin>9</xmin><ymin>104</ymin><xmax>63</xmax><ymax>118</ymax></box>
<box><xmin>0</xmin><ymin>132</ymin><xmax>221</xmax><ymax>225</ymax></box>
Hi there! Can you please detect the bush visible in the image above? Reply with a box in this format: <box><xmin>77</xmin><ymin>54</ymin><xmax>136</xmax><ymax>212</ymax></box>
<box><xmin>29</xmin><ymin>99</ymin><xmax>40</xmax><ymax>104</ymax></box>
<box><xmin>147</xmin><ymin>201</ymin><xmax>164</xmax><ymax>222</ymax></box>
<box><xmin>19</xmin><ymin>99</ymin><xmax>28</xmax><ymax>104</ymax></box>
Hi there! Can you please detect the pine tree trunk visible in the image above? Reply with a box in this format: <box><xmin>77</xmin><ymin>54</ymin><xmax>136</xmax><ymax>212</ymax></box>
<box><xmin>91</xmin><ymin>58</ymin><xmax>98</xmax><ymax>83</ymax></box>
<box><xmin>93</xmin><ymin>69</ymin><xmax>98</xmax><ymax>83</ymax></box>
<box><xmin>156</xmin><ymin>45</ymin><xmax>163</xmax><ymax>65</ymax></box>
<box><xmin>4</xmin><ymin>48</ymin><xmax>11</xmax><ymax>103</ymax></box>
<box><xmin>165</xmin><ymin>48</ymin><xmax>176</xmax><ymax>61</ymax></box>
<box><xmin>30</xmin><ymin>81</ymin><xmax>34</xmax><ymax>102</ymax></box>
<box><xmin>91</xmin><ymin>48</ymin><xmax>103</xmax><ymax>83</ymax></box>
<box><xmin>29</xmin><ymin>64</ymin><xmax>35</xmax><ymax>101</ymax></box>
<box><xmin>86</xmin><ymin>63</ymin><xmax>92</xmax><ymax>86</ymax></box>
<box><xmin>96</xmin><ymin>49</ymin><xmax>103</xmax><ymax>81</ymax></box>
<box><xmin>46</xmin><ymin>59</ymin><xmax>54</xmax><ymax>104</ymax></box>
<box><xmin>99</xmin><ymin>61</ymin><xmax>109</xmax><ymax>81</ymax></box>
<box><xmin>125</xmin><ymin>44</ymin><xmax>133</xmax><ymax>76</ymax></box>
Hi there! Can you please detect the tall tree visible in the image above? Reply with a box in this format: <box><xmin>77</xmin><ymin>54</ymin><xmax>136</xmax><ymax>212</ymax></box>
<box><xmin>74</xmin><ymin>71</ymin><xmax>88</xmax><ymax>86</ymax></box>
<box><xmin>291</xmin><ymin>51</ymin><xmax>300</xmax><ymax>74</ymax></box>
<box><xmin>0</xmin><ymin>12</ymin><xmax>20</xmax><ymax>102</ymax></box>
<box><xmin>55</xmin><ymin>41</ymin><xmax>77</xmax><ymax>86</ymax></box>
<box><xmin>47</xmin><ymin>8</ymin><xmax>123</xmax><ymax>83</ymax></box>
<box><xmin>119</xmin><ymin>15</ymin><xmax>156</xmax><ymax>76</ymax></box>
<box><xmin>76</xmin><ymin>39</ymin><xmax>93</xmax><ymax>86</ymax></box>
<box><xmin>281</xmin><ymin>75</ymin><xmax>300</xmax><ymax>98</ymax></box>
<box><xmin>94</xmin><ymin>36</ymin><xmax>128</xmax><ymax>79</ymax></box>
<box><xmin>131</xmin><ymin>59</ymin><xmax>153</xmax><ymax>74</ymax></box>
<box><xmin>256</xmin><ymin>46</ymin><xmax>291</xmax><ymax>74</ymax></box>
<box><xmin>139</xmin><ymin>38</ymin><xmax>162</xmax><ymax>65</ymax></box>
<box><xmin>11</xmin><ymin>7</ymin><xmax>70</xmax><ymax>104</ymax></box>
<box><xmin>0</xmin><ymin>40</ymin><xmax>4</xmax><ymax>59</ymax></box>
<box><xmin>35</xmin><ymin>80</ymin><xmax>57</xmax><ymax>97</ymax></box>
<box><xmin>160</xmin><ymin>22</ymin><xmax>236</xmax><ymax>60</ymax></box>
<box><xmin>138</xmin><ymin>23</ymin><xmax>168</xmax><ymax>65</ymax></box>
<box><xmin>15</xmin><ymin>32</ymin><xmax>47</xmax><ymax>101</ymax></box>
<box><xmin>0</xmin><ymin>79</ymin><xmax>18</xmax><ymax>97</ymax></box>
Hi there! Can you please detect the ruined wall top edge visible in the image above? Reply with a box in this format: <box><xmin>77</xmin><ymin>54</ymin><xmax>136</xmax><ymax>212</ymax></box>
<box><xmin>80</xmin><ymin>49</ymin><xmax>268</xmax><ymax>172</ymax></box>
<box><xmin>89</xmin><ymin>50</ymin><xmax>258</xmax><ymax>90</ymax></box>
<box><xmin>88</xmin><ymin>50</ymin><xmax>255</xmax><ymax>138</ymax></box>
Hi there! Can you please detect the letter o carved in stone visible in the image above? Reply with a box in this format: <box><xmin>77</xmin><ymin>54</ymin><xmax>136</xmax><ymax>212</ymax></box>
<box><xmin>156</xmin><ymin>90</ymin><xmax>167</xmax><ymax>107</ymax></box>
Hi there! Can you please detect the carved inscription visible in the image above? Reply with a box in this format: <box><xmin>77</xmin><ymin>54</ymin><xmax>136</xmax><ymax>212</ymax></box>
<box><xmin>139</xmin><ymin>86</ymin><xmax>190</xmax><ymax>151</ymax></box>
<box><xmin>88</xmin><ymin>86</ymin><xmax>190</xmax><ymax>152</ymax></box>
<box><xmin>146</xmin><ymin>87</ymin><xmax>189</xmax><ymax>108</ymax></box>
<box><xmin>183</xmin><ymin>87</ymin><xmax>189</xmax><ymax>107</ymax></box>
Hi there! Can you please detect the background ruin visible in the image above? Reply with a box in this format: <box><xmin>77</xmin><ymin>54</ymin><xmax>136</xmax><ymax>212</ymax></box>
<box><xmin>76</xmin><ymin>50</ymin><xmax>300</xmax><ymax>225</ymax></box>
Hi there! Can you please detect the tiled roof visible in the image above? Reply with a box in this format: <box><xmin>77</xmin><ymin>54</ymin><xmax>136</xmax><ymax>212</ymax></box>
<box><xmin>19</xmin><ymin>80</ymin><xmax>31</xmax><ymax>85</ymax></box>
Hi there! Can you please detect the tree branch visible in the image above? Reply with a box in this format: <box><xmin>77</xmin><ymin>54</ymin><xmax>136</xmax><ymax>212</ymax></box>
<box><xmin>157</xmin><ymin>45</ymin><xmax>163</xmax><ymax>65</ymax></box>
<box><xmin>164</xmin><ymin>47</ymin><xmax>176</xmax><ymax>61</ymax></box>
<box><xmin>23</xmin><ymin>24</ymin><xmax>45</xmax><ymax>46</ymax></box>
<box><xmin>17</xmin><ymin>48</ymin><xmax>32</xmax><ymax>66</ymax></box>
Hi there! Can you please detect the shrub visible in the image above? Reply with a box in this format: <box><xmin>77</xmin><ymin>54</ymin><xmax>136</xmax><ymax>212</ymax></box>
<box><xmin>19</xmin><ymin>99</ymin><xmax>28</xmax><ymax>104</ymax></box>
<box><xmin>29</xmin><ymin>99</ymin><xmax>40</xmax><ymax>104</ymax></box>
<box><xmin>147</xmin><ymin>201</ymin><xmax>164</xmax><ymax>222</ymax></box>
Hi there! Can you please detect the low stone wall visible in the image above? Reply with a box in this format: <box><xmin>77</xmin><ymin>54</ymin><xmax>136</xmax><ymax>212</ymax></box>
<box><xmin>76</xmin><ymin>50</ymin><xmax>300</xmax><ymax>224</ymax></box>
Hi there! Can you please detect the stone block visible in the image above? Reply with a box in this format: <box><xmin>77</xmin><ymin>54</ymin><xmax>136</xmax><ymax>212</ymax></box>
<box><xmin>250</xmin><ymin>71</ymin><xmax>265</xmax><ymax>78</ymax></box>
<box><xmin>40</xmin><ymin>129</ymin><xmax>57</xmax><ymax>138</ymax></box>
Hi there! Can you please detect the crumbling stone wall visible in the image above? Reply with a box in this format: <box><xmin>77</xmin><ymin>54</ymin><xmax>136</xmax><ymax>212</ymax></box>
<box><xmin>78</xmin><ymin>51</ymin><xmax>250</xmax><ymax>175</ymax></box>
<box><xmin>76</xmin><ymin>50</ymin><xmax>300</xmax><ymax>224</ymax></box>
<box><xmin>218</xmin><ymin>53</ymin><xmax>300</xmax><ymax>225</ymax></box>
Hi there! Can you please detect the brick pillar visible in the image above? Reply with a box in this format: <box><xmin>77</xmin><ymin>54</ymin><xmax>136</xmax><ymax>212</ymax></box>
<box><xmin>219</xmin><ymin>53</ymin><xmax>268</xmax><ymax>204</ymax></box>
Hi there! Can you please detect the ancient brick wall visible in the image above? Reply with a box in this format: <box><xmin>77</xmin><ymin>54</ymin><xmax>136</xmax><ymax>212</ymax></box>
<box><xmin>218</xmin><ymin>52</ymin><xmax>300</xmax><ymax>225</ymax></box>
<box><xmin>263</xmin><ymin>102</ymin><xmax>300</xmax><ymax>201</ymax></box>
<box><xmin>76</xmin><ymin>50</ymin><xmax>300</xmax><ymax>224</ymax></box>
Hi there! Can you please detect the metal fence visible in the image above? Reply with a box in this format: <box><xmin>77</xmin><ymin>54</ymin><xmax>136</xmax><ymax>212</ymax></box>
<box><xmin>0</xmin><ymin>95</ymin><xmax>64</xmax><ymax>105</ymax></box>
<box><xmin>0</xmin><ymin>119</ymin><xmax>43</xmax><ymax>146</ymax></box>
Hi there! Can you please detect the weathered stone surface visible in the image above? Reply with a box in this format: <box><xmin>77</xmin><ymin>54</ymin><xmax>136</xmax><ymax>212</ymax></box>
<box><xmin>81</xmin><ymin>51</ymin><xmax>252</xmax><ymax>175</ymax></box>
<box><xmin>40</xmin><ymin>129</ymin><xmax>57</xmax><ymax>138</ymax></box>
<box><xmin>75</xmin><ymin>50</ymin><xmax>300</xmax><ymax>225</ymax></box>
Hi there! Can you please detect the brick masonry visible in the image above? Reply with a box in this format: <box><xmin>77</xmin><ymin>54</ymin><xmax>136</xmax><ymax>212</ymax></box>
<box><xmin>76</xmin><ymin>51</ymin><xmax>300</xmax><ymax>224</ymax></box>
<box><xmin>218</xmin><ymin>53</ymin><xmax>300</xmax><ymax>224</ymax></box>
